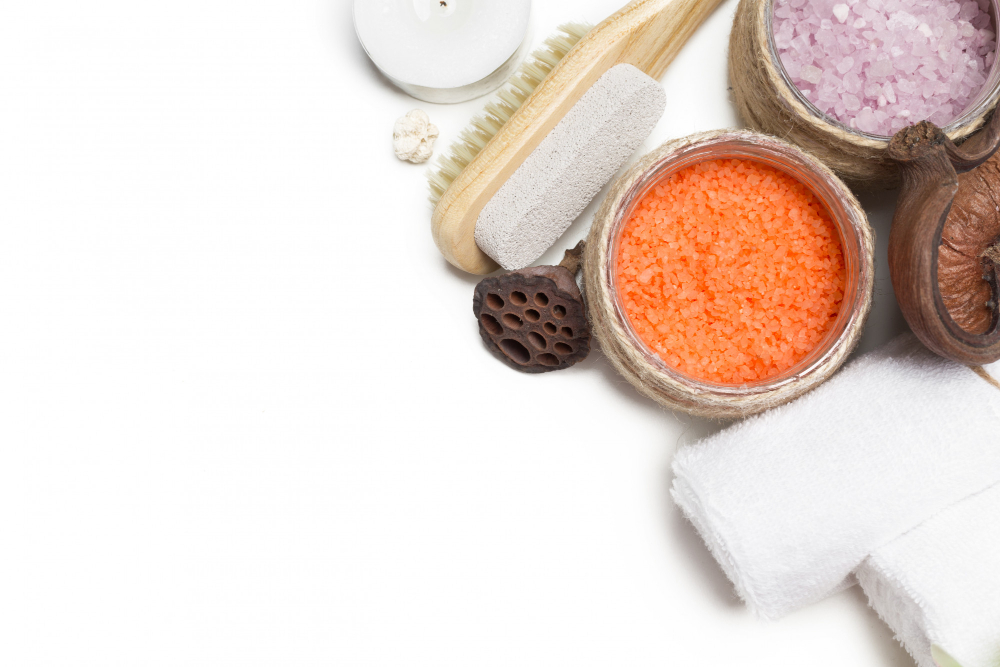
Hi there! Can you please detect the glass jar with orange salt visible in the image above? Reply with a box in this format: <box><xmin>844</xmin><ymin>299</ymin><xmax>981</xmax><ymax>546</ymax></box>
<box><xmin>584</xmin><ymin>130</ymin><xmax>875</xmax><ymax>418</ymax></box>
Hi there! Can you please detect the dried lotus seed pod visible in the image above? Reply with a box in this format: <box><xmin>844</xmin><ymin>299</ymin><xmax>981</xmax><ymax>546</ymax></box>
<box><xmin>473</xmin><ymin>243</ymin><xmax>591</xmax><ymax>373</ymax></box>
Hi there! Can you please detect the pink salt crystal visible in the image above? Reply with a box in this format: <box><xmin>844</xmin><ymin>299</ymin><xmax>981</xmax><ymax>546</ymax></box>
<box><xmin>883</xmin><ymin>81</ymin><xmax>897</xmax><ymax>103</ymax></box>
<box><xmin>801</xmin><ymin>65</ymin><xmax>823</xmax><ymax>84</ymax></box>
<box><xmin>844</xmin><ymin>71</ymin><xmax>863</xmax><ymax>93</ymax></box>
<box><xmin>870</xmin><ymin>58</ymin><xmax>894</xmax><ymax>77</ymax></box>
<box><xmin>887</xmin><ymin>11</ymin><xmax>919</xmax><ymax>31</ymax></box>
<box><xmin>817</xmin><ymin>30</ymin><xmax>838</xmax><ymax>48</ymax></box>
<box><xmin>775</xmin><ymin>0</ymin><xmax>996</xmax><ymax>135</ymax></box>
<box><xmin>856</xmin><ymin>107</ymin><xmax>879</xmax><ymax>132</ymax></box>
<box><xmin>776</xmin><ymin>22</ymin><xmax>796</xmax><ymax>47</ymax></box>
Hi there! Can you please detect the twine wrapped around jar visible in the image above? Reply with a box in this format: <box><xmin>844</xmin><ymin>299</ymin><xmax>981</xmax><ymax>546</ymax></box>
<box><xmin>729</xmin><ymin>0</ymin><xmax>1000</xmax><ymax>190</ymax></box>
<box><xmin>584</xmin><ymin>130</ymin><xmax>875</xmax><ymax>418</ymax></box>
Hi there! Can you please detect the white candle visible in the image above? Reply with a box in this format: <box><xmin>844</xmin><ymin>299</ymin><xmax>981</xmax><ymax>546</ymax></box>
<box><xmin>354</xmin><ymin>0</ymin><xmax>532</xmax><ymax>104</ymax></box>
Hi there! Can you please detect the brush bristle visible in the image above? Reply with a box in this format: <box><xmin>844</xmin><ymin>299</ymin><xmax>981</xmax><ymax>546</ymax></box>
<box><xmin>427</xmin><ymin>22</ymin><xmax>593</xmax><ymax>207</ymax></box>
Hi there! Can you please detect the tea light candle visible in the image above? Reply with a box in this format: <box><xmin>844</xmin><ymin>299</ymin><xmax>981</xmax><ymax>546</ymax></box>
<box><xmin>353</xmin><ymin>0</ymin><xmax>532</xmax><ymax>103</ymax></box>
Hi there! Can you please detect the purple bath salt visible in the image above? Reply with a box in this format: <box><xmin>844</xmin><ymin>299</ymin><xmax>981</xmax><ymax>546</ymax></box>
<box><xmin>774</xmin><ymin>0</ymin><xmax>997</xmax><ymax>136</ymax></box>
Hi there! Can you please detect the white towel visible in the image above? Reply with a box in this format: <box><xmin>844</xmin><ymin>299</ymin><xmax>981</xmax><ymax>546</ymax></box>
<box><xmin>857</xmin><ymin>483</ymin><xmax>1000</xmax><ymax>667</ymax></box>
<box><xmin>671</xmin><ymin>334</ymin><xmax>1000</xmax><ymax>620</ymax></box>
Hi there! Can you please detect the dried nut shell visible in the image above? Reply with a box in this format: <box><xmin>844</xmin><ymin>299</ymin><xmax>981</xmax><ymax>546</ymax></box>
<box><xmin>938</xmin><ymin>154</ymin><xmax>1000</xmax><ymax>335</ymax></box>
<box><xmin>473</xmin><ymin>265</ymin><xmax>591</xmax><ymax>373</ymax></box>
<box><xmin>887</xmin><ymin>119</ymin><xmax>1000</xmax><ymax>365</ymax></box>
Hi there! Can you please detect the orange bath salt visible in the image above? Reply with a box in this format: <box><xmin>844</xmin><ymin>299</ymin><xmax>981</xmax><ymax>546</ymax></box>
<box><xmin>616</xmin><ymin>158</ymin><xmax>846</xmax><ymax>385</ymax></box>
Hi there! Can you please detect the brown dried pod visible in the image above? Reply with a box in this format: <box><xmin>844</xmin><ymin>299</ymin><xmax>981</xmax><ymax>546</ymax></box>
<box><xmin>473</xmin><ymin>242</ymin><xmax>591</xmax><ymax>372</ymax></box>
<box><xmin>888</xmin><ymin>116</ymin><xmax>1000</xmax><ymax>365</ymax></box>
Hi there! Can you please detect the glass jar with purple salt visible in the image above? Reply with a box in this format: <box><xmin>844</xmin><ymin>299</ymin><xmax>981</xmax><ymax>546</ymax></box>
<box><xmin>773</xmin><ymin>0</ymin><xmax>998</xmax><ymax>136</ymax></box>
<box><xmin>728</xmin><ymin>0</ymin><xmax>1000</xmax><ymax>187</ymax></box>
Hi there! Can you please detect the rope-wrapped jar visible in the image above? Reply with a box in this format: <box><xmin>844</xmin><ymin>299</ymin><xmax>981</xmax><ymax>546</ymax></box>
<box><xmin>729</xmin><ymin>0</ymin><xmax>1000</xmax><ymax>189</ymax></box>
<box><xmin>584</xmin><ymin>130</ymin><xmax>875</xmax><ymax>418</ymax></box>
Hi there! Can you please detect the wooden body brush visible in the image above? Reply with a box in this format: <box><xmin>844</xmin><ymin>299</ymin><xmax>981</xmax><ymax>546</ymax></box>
<box><xmin>428</xmin><ymin>0</ymin><xmax>725</xmax><ymax>275</ymax></box>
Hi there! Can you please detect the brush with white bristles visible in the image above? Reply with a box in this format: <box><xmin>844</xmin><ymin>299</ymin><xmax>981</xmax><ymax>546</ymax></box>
<box><xmin>428</xmin><ymin>0</ymin><xmax>725</xmax><ymax>275</ymax></box>
<box><xmin>428</xmin><ymin>24</ymin><xmax>592</xmax><ymax>204</ymax></box>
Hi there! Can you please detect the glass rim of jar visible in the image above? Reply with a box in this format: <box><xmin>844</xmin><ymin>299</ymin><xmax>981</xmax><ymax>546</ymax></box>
<box><xmin>765</xmin><ymin>0</ymin><xmax>1000</xmax><ymax>142</ymax></box>
<box><xmin>604</xmin><ymin>132</ymin><xmax>874</xmax><ymax>397</ymax></box>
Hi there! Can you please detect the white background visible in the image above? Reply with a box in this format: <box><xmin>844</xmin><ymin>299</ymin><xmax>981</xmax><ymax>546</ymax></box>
<box><xmin>4</xmin><ymin>0</ymin><xmax>922</xmax><ymax>664</ymax></box>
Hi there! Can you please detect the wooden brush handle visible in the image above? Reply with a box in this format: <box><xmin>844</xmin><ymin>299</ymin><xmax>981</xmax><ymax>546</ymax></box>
<box><xmin>431</xmin><ymin>0</ymin><xmax>725</xmax><ymax>275</ymax></box>
<box><xmin>613</xmin><ymin>0</ymin><xmax>723</xmax><ymax>79</ymax></box>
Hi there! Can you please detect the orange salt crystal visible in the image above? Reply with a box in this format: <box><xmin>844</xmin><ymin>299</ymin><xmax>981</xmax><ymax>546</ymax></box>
<box><xmin>616</xmin><ymin>158</ymin><xmax>846</xmax><ymax>385</ymax></box>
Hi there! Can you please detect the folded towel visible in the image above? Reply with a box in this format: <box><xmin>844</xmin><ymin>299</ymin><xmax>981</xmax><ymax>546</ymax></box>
<box><xmin>857</xmin><ymin>483</ymin><xmax>1000</xmax><ymax>667</ymax></box>
<box><xmin>672</xmin><ymin>334</ymin><xmax>1000</xmax><ymax>620</ymax></box>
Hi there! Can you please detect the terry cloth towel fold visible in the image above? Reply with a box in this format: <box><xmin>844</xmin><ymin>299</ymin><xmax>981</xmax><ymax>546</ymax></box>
<box><xmin>857</xmin><ymin>483</ymin><xmax>1000</xmax><ymax>667</ymax></box>
<box><xmin>671</xmin><ymin>334</ymin><xmax>1000</xmax><ymax>620</ymax></box>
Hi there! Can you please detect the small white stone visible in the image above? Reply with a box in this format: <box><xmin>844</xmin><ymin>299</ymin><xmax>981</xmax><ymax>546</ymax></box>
<box><xmin>833</xmin><ymin>3</ymin><xmax>850</xmax><ymax>22</ymax></box>
<box><xmin>393</xmin><ymin>109</ymin><xmax>439</xmax><ymax>164</ymax></box>
<box><xmin>918</xmin><ymin>23</ymin><xmax>934</xmax><ymax>38</ymax></box>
